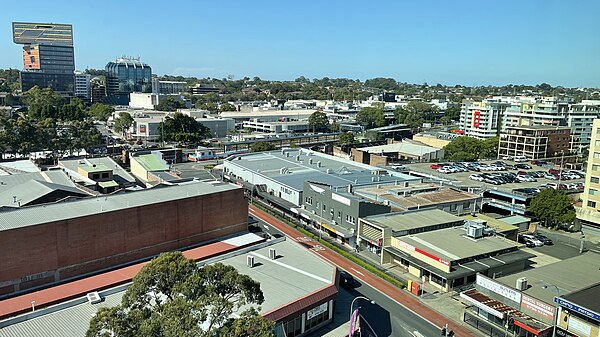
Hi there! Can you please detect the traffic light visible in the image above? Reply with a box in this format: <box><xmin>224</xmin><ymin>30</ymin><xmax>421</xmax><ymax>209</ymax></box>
<box><xmin>448</xmin><ymin>330</ymin><xmax>454</xmax><ymax>337</ymax></box>
<box><xmin>441</xmin><ymin>327</ymin><xmax>447</xmax><ymax>336</ymax></box>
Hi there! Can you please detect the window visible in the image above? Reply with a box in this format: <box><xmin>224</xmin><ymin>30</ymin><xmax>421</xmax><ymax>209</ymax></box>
<box><xmin>595</xmin><ymin>140</ymin><xmax>600</xmax><ymax>147</ymax></box>
<box><xmin>337</xmin><ymin>211</ymin><xmax>341</xmax><ymax>219</ymax></box>
<box><xmin>463</xmin><ymin>202</ymin><xmax>471</xmax><ymax>210</ymax></box>
<box><xmin>305</xmin><ymin>197</ymin><xmax>313</xmax><ymax>206</ymax></box>
<box><xmin>305</xmin><ymin>302</ymin><xmax>329</xmax><ymax>331</ymax></box>
<box><xmin>588</xmin><ymin>200</ymin><xmax>596</xmax><ymax>208</ymax></box>
<box><xmin>590</xmin><ymin>189</ymin><xmax>598</xmax><ymax>196</ymax></box>
<box><xmin>283</xmin><ymin>314</ymin><xmax>303</xmax><ymax>337</ymax></box>
<box><xmin>593</xmin><ymin>165</ymin><xmax>600</xmax><ymax>172</ymax></box>
<box><xmin>592</xmin><ymin>177</ymin><xmax>599</xmax><ymax>184</ymax></box>
<box><xmin>595</xmin><ymin>152</ymin><xmax>600</xmax><ymax>160</ymax></box>
<box><xmin>330</xmin><ymin>208</ymin><xmax>334</xmax><ymax>216</ymax></box>
<box><xmin>450</xmin><ymin>204</ymin><xmax>457</xmax><ymax>212</ymax></box>
<box><xmin>322</xmin><ymin>204</ymin><xmax>326</xmax><ymax>211</ymax></box>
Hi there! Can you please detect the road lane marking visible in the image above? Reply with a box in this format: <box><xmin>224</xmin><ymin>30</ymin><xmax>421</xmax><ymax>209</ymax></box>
<box><xmin>351</xmin><ymin>268</ymin><xmax>364</xmax><ymax>276</ymax></box>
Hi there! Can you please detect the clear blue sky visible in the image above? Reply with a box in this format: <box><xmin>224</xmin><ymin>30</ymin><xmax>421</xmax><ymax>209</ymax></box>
<box><xmin>1</xmin><ymin>0</ymin><xmax>599</xmax><ymax>87</ymax></box>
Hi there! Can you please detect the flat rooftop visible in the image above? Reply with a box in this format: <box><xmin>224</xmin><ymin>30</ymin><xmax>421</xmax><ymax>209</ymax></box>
<box><xmin>362</xmin><ymin>209</ymin><xmax>463</xmax><ymax>232</ymax></box>
<box><xmin>0</xmin><ymin>238</ymin><xmax>336</xmax><ymax>337</ymax></box>
<box><xmin>397</xmin><ymin>226</ymin><xmax>520</xmax><ymax>261</ymax></box>
<box><xmin>462</xmin><ymin>214</ymin><xmax>519</xmax><ymax>233</ymax></box>
<box><xmin>0</xmin><ymin>180</ymin><xmax>239</xmax><ymax>232</ymax></box>
<box><xmin>356</xmin><ymin>184</ymin><xmax>478</xmax><ymax>210</ymax></box>
<box><xmin>59</xmin><ymin>157</ymin><xmax>136</xmax><ymax>185</ymax></box>
<box><xmin>497</xmin><ymin>252</ymin><xmax>600</xmax><ymax>304</ymax></box>
<box><xmin>225</xmin><ymin>149</ymin><xmax>418</xmax><ymax>191</ymax></box>
<box><xmin>358</xmin><ymin>142</ymin><xmax>439</xmax><ymax>156</ymax></box>
<box><xmin>559</xmin><ymin>282</ymin><xmax>600</xmax><ymax>315</ymax></box>
<box><xmin>131</xmin><ymin>153</ymin><xmax>169</xmax><ymax>172</ymax></box>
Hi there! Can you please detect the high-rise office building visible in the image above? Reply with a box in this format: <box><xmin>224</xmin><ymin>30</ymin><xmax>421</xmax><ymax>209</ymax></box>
<box><xmin>12</xmin><ymin>22</ymin><xmax>75</xmax><ymax>96</ymax></box>
<box><xmin>105</xmin><ymin>57</ymin><xmax>152</xmax><ymax>105</ymax></box>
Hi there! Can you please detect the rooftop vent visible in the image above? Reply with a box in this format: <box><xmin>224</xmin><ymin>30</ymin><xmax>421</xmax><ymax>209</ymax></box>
<box><xmin>516</xmin><ymin>277</ymin><xmax>528</xmax><ymax>291</ymax></box>
<box><xmin>326</xmin><ymin>168</ymin><xmax>331</xmax><ymax>174</ymax></box>
<box><xmin>87</xmin><ymin>291</ymin><xmax>101</xmax><ymax>304</ymax></box>
<box><xmin>296</xmin><ymin>155</ymin><xmax>300</xmax><ymax>161</ymax></box>
<box><xmin>247</xmin><ymin>255</ymin><xmax>255</xmax><ymax>268</ymax></box>
<box><xmin>269</xmin><ymin>248</ymin><xmax>277</xmax><ymax>260</ymax></box>
<box><xmin>317</xmin><ymin>161</ymin><xmax>321</xmax><ymax>167</ymax></box>
<box><xmin>308</xmin><ymin>158</ymin><xmax>313</xmax><ymax>164</ymax></box>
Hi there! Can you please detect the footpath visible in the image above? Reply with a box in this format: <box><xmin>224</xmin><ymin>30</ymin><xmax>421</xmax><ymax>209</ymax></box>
<box><xmin>249</xmin><ymin>204</ymin><xmax>479</xmax><ymax>337</ymax></box>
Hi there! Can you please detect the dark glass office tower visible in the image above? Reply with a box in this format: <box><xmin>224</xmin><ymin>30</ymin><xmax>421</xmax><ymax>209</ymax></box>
<box><xmin>12</xmin><ymin>22</ymin><xmax>75</xmax><ymax>96</ymax></box>
<box><xmin>105</xmin><ymin>57</ymin><xmax>152</xmax><ymax>105</ymax></box>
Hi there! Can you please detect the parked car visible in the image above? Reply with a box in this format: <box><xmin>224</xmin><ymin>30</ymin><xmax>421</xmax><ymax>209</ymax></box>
<box><xmin>484</xmin><ymin>177</ymin><xmax>502</xmax><ymax>185</ymax></box>
<box><xmin>535</xmin><ymin>234</ymin><xmax>553</xmax><ymax>245</ymax></box>
<box><xmin>515</xmin><ymin>163</ymin><xmax>532</xmax><ymax>170</ymax></box>
<box><xmin>501</xmin><ymin>156</ymin><xmax>513</xmax><ymax>160</ymax></box>
<box><xmin>517</xmin><ymin>175</ymin><xmax>536</xmax><ymax>182</ymax></box>
<box><xmin>514</xmin><ymin>156</ymin><xmax>529</xmax><ymax>162</ymax></box>
<box><xmin>544</xmin><ymin>174</ymin><xmax>558</xmax><ymax>180</ymax></box>
<box><xmin>519</xmin><ymin>234</ymin><xmax>544</xmax><ymax>247</ymax></box>
<box><xmin>517</xmin><ymin>171</ymin><xmax>529</xmax><ymax>176</ymax></box>
<box><xmin>431</xmin><ymin>164</ymin><xmax>443</xmax><ymax>170</ymax></box>
<box><xmin>469</xmin><ymin>174</ymin><xmax>484</xmax><ymax>181</ymax></box>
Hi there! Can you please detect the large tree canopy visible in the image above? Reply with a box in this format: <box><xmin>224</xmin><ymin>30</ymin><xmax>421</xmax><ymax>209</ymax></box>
<box><xmin>86</xmin><ymin>251</ymin><xmax>274</xmax><ymax>337</ymax></box>
<box><xmin>250</xmin><ymin>141</ymin><xmax>276</xmax><ymax>152</ymax></box>
<box><xmin>356</xmin><ymin>106</ymin><xmax>386</xmax><ymax>129</ymax></box>
<box><xmin>159</xmin><ymin>112</ymin><xmax>210</xmax><ymax>144</ymax></box>
<box><xmin>530</xmin><ymin>189</ymin><xmax>576</xmax><ymax>229</ymax></box>
<box><xmin>308</xmin><ymin>111</ymin><xmax>329</xmax><ymax>132</ymax></box>
<box><xmin>443</xmin><ymin>136</ymin><xmax>498</xmax><ymax>161</ymax></box>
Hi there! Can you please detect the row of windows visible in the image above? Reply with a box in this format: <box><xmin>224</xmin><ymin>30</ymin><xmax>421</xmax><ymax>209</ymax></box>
<box><xmin>283</xmin><ymin>303</ymin><xmax>330</xmax><ymax>337</ymax></box>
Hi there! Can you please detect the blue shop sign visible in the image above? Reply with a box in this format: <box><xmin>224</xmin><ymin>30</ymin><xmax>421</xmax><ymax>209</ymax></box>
<box><xmin>554</xmin><ymin>297</ymin><xmax>600</xmax><ymax>322</ymax></box>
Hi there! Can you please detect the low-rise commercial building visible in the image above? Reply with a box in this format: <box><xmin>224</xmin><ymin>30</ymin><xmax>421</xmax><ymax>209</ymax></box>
<box><xmin>351</xmin><ymin>141</ymin><xmax>444</xmax><ymax>165</ymax></box>
<box><xmin>555</xmin><ymin>283</ymin><xmax>600</xmax><ymax>337</ymax></box>
<box><xmin>298</xmin><ymin>181</ymin><xmax>390</xmax><ymax>247</ymax></box>
<box><xmin>223</xmin><ymin>148</ymin><xmax>419</xmax><ymax>207</ymax></box>
<box><xmin>355</xmin><ymin>182</ymin><xmax>482</xmax><ymax>215</ymax></box>
<box><xmin>0</xmin><ymin>180</ymin><xmax>248</xmax><ymax>297</ymax></box>
<box><xmin>460</xmin><ymin>252</ymin><xmax>600</xmax><ymax>337</ymax></box>
<box><xmin>151</xmin><ymin>79</ymin><xmax>188</xmax><ymax>94</ymax></box>
<box><xmin>242</xmin><ymin>120</ymin><xmax>311</xmax><ymax>134</ymax></box>
<box><xmin>129</xmin><ymin>151</ymin><xmax>181</xmax><ymax>186</ymax></box>
<box><xmin>383</xmin><ymin>224</ymin><xmax>529</xmax><ymax>292</ymax></box>
<box><xmin>59</xmin><ymin>156</ymin><xmax>136</xmax><ymax>192</ymax></box>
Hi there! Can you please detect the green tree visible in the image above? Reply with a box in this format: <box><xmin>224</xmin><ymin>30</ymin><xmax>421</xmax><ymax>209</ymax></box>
<box><xmin>89</xmin><ymin>103</ymin><xmax>115</xmax><ymax>122</ymax></box>
<box><xmin>219</xmin><ymin>102</ymin><xmax>236</xmax><ymax>112</ymax></box>
<box><xmin>530</xmin><ymin>189</ymin><xmax>576</xmax><ymax>229</ymax></box>
<box><xmin>159</xmin><ymin>112</ymin><xmax>210</xmax><ymax>144</ymax></box>
<box><xmin>155</xmin><ymin>96</ymin><xmax>186</xmax><ymax>112</ymax></box>
<box><xmin>113</xmin><ymin>112</ymin><xmax>134</xmax><ymax>136</ymax></box>
<box><xmin>21</xmin><ymin>86</ymin><xmax>64</xmax><ymax>119</ymax></box>
<box><xmin>337</xmin><ymin>132</ymin><xmax>356</xmax><ymax>146</ymax></box>
<box><xmin>481</xmin><ymin>136</ymin><xmax>499</xmax><ymax>158</ymax></box>
<box><xmin>86</xmin><ymin>251</ymin><xmax>274</xmax><ymax>337</ymax></box>
<box><xmin>308</xmin><ymin>111</ymin><xmax>329</xmax><ymax>132</ymax></box>
<box><xmin>444</xmin><ymin>105</ymin><xmax>461</xmax><ymax>121</ymax></box>
<box><xmin>443</xmin><ymin>136</ymin><xmax>482</xmax><ymax>161</ymax></box>
<box><xmin>356</xmin><ymin>106</ymin><xmax>385</xmax><ymax>129</ymax></box>
<box><xmin>250</xmin><ymin>141</ymin><xmax>276</xmax><ymax>152</ymax></box>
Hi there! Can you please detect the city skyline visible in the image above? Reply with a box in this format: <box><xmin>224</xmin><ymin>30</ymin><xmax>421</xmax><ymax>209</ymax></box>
<box><xmin>1</xmin><ymin>0</ymin><xmax>599</xmax><ymax>88</ymax></box>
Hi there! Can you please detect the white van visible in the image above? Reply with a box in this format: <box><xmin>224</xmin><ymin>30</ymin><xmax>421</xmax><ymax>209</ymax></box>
<box><xmin>513</xmin><ymin>155</ymin><xmax>528</xmax><ymax>162</ymax></box>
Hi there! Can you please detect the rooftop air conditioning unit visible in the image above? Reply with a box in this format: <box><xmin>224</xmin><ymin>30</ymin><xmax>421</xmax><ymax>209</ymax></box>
<box><xmin>247</xmin><ymin>255</ymin><xmax>255</xmax><ymax>268</ymax></box>
<box><xmin>467</xmin><ymin>223</ymin><xmax>485</xmax><ymax>239</ymax></box>
<box><xmin>516</xmin><ymin>277</ymin><xmax>528</xmax><ymax>291</ymax></box>
<box><xmin>87</xmin><ymin>291</ymin><xmax>102</xmax><ymax>304</ymax></box>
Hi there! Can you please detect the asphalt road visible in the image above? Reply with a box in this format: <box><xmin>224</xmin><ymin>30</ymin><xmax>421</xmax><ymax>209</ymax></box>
<box><xmin>249</xmin><ymin>205</ymin><xmax>478</xmax><ymax>337</ymax></box>
<box><xmin>172</xmin><ymin>161</ymin><xmax>219</xmax><ymax>180</ymax></box>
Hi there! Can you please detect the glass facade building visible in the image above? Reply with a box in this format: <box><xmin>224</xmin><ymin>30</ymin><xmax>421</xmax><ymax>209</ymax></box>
<box><xmin>105</xmin><ymin>57</ymin><xmax>152</xmax><ymax>99</ymax></box>
<box><xmin>12</xmin><ymin>22</ymin><xmax>75</xmax><ymax>96</ymax></box>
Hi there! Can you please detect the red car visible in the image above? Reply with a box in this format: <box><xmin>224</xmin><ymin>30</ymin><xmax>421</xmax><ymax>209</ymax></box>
<box><xmin>431</xmin><ymin>164</ymin><xmax>443</xmax><ymax>169</ymax></box>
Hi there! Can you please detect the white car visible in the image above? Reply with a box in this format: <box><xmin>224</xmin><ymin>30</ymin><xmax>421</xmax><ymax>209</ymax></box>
<box><xmin>501</xmin><ymin>156</ymin><xmax>513</xmax><ymax>160</ymax></box>
<box><xmin>437</xmin><ymin>167</ymin><xmax>452</xmax><ymax>174</ymax></box>
<box><xmin>521</xmin><ymin>234</ymin><xmax>544</xmax><ymax>247</ymax></box>
<box><xmin>469</xmin><ymin>174</ymin><xmax>484</xmax><ymax>181</ymax></box>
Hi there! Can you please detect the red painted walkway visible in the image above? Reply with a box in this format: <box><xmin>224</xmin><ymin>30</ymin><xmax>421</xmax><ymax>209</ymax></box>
<box><xmin>249</xmin><ymin>204</ymin><xmax>479</xmax><ymax>337</ymax></box>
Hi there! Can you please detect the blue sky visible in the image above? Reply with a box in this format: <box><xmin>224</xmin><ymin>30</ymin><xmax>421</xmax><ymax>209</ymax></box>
<box><xmin>1</xmin><ymin>0</ymin><xmax>599</xmax><ymax>87</ymax></box>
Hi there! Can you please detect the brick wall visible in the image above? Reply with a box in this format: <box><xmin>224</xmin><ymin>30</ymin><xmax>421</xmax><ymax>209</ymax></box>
<box><xmin>0</xmin><ymin>188</ymin><xmax>248</xmax><ymax>296</ymax></box>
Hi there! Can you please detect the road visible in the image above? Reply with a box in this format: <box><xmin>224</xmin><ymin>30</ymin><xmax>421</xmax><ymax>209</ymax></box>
<box><xmin>249</xmin><ymin>204</ymin><xmax>477</xmax><ymax>337</ymax></box>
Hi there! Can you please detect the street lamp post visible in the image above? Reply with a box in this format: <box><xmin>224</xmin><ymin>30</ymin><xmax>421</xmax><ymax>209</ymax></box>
<box><xmin>349</xmin><ymin>296</ymin><xmax>375</xmax><ymax>333</ymax></box>
<box><xmin>542</xmin><ymin>283</ymin><xmax>560</xmax><ymax>337</ymax></box>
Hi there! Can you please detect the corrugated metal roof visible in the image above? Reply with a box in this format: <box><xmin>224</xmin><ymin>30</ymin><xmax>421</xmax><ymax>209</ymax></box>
<box><xmin>363</xmin><ymin>209</ymin><xmax>463</xmax><ymax>232</ymax></box>
<box><xmin>0</xmin><ymin>180</ymin><xmax>239</xmax><ymax>232</ymax></box>
<box><xmin>0</xmin><ymin>180</ymin><xmax>89</xmax><ymax>207</ymax></box>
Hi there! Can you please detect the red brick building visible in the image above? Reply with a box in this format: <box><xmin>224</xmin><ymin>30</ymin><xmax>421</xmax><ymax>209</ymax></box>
<box><xmin>0</xmin><ymin>181</ymin><xmax>248</xmax><ymax>297</ymax></box>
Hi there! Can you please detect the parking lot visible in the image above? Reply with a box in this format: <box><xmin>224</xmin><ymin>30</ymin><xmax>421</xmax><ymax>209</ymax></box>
<box><xmin>402</xmin><ymin>159</ymin><xmax>585</xmax><ymax>194</ymax></box>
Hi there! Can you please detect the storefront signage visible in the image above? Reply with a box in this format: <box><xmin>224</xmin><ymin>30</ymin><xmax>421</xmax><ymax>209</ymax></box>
<box><xmin>307</xmin><ymin>302</ymin><xmax>328</xmax><ymax>320</ymax></box>
<box><xmin>331</xmin><ymin>193</ymin><xmax>351</xmax><ymax>206</ymax></box>
<box><xmin>521</xmin><ymin>294</ymin><xmax>555</xmax><ymax>320</ymax></box>
<box><xmin>567</xmin><ymin>316</ymin><xmax>591</xmax><ymax>337</ymax></box>
<box><xmin>476</xmin><ymin>274</ymin><xmax>521</xmax><ymax>303</ymax></box>
<box><xmin>321</xmin><ymin>223</ymin><xmax>337</xmax><ymax>234</ymax></box>
<box><xmin>397</xmin><ymin>240</ymin><xmax>450</xmax><ymax>266</ymax></box>
<box><xmin>459</xmin><ymin>291</ymin><xmax>505</xmax><ymax>319</ymax></box>
<box><xmin>555</xmin><ymin>297</ymin><xmax>600</xmax><ymax>322</ymax></box>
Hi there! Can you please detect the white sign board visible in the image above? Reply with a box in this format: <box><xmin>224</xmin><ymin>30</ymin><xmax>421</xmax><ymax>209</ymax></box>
<box><xmin>476</xmin><ymin>274</ymin><xmax>521</xmax><ymax>303</ymax></box>
<box><xmin>307</xmin><ymin>302</ymin><xmax>328</xmax><ymax>320</ymax></box>
<box><xmin>332</xmin><ymin>193</ymin><xmax>351</xmax><ymax>206</ymax></box>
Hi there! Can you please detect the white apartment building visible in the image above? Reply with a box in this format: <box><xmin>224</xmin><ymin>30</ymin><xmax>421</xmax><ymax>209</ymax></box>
<box><xmin>577</xmin><ymin>118</ymin><xmax>600</xmax><ymax>228</ymax></box>
<box><xmin>151</xmin><ymin>79</ymin><xmax>188</xmax><ymax>95</ymax></box>
<box><xmin>459</xmin><ymin>97</ymin><xmax>512</xmax><ymax>139</ymax></box>
<box><xmin>74</xmin><ymin>71</ymin><xmax>91</xmax><ymax>100</ymax></box>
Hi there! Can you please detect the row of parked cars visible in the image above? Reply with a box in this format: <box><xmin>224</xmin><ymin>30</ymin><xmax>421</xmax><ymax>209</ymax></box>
<box><xmin>518</xmin><ymin>233</ymin><xmax>553</xmax><ymax>247</ymax></box>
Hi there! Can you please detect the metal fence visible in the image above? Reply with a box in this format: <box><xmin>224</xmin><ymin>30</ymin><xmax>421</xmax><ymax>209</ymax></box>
<box><xmin>463</xmin><ymin>311</ymin><xmax>506</xmax><ymax>337</ymax></box>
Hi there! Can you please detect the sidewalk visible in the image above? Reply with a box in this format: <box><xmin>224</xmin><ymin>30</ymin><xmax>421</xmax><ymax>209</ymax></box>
<box><xmin>250</xmin><ymin>204</ymin><xmax>484</xmax><ymax>337</ymax></box>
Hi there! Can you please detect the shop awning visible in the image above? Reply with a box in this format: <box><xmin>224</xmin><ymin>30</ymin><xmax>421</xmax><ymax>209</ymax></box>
<box><xmin>295</xmin><ymin>208</ymin><xmax>354</xmax><ymax>238</ymax></box>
